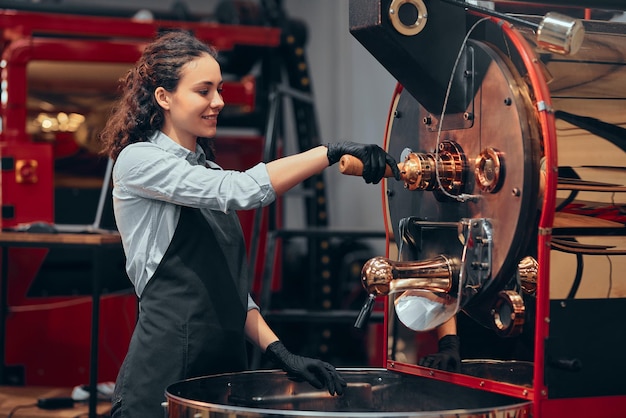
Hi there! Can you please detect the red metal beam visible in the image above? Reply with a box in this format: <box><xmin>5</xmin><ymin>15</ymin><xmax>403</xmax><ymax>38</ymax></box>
<box><xmin>0</xmin><ymin>9</ymin><xmax>281</xmax><ymax>50</ymax></box>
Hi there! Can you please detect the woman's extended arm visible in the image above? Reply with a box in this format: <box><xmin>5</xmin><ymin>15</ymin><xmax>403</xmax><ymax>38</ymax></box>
<box><xmin>265</xmin><ymin>146</ymin><xmax>329</xmax><ymax>196</ymax></box>
<box><xmin>265</xmin><ymin>142</ymin><xmax>401</xmax><ymax>196</ymax></box>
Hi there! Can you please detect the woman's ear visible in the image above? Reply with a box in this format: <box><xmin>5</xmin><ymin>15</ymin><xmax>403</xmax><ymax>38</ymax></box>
<box><xmin>154</xmin><ymin>87</ymin><xmax>170</xmax><ymax>110</ymax></box>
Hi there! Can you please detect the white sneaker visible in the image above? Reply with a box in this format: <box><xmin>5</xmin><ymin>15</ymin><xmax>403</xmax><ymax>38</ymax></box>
<box><xmin>71</xmin><ymin>382</ymin><xmax>115</xmax><ymax>401</ymax></box>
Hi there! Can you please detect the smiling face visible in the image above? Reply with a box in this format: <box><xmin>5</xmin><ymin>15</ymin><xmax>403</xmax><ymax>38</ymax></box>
<box><xmin>155</xmin><ymin>52</ymin><xmax>225</xmax><ymax>151</ymax></box>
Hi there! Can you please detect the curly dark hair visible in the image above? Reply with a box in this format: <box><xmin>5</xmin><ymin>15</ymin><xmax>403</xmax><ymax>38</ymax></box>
<box><xmin>100</xmin><ymin>29</ymin><xmax>218</xmax><ymax>161</ymax></box>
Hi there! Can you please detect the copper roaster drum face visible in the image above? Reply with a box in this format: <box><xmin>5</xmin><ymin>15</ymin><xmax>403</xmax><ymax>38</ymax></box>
<box><xmin>383</xmin><ymin>39</ymin><xmax>542</xmax><ymax>329</ymax></box>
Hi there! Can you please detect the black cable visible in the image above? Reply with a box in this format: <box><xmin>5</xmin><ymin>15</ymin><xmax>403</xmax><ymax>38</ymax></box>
<box><xmin>566</xmin><ymin>253</ymin><xmax>584</xmax><ymax>299</ymax></box>
<box><xmin>551</xmin><ymin>240</ymin><xmax>626</xmax><ymax>255</ymax></box>
<box><xmin>555</xmin><ymin>190</ymin><xmax>579</xmax><ymax>212</ymax></box>
<box><xmin>440</xmin><ymin>0</ymin><xmax>540</xmax><ymax>29</ymax></box>
<box><xmin>7</xmin><ymin>402</ymin><xmax>37</xmax><ymax>418</ymax></box>
<box><xmin>606</xmin><ymin>255</ymin><xmax>613</xmax><ymax>298</ymax></box>
<box><xmin>555</xmin><ymin>110</ymin><xmax>626</xmax><ymax>153</ymax></box>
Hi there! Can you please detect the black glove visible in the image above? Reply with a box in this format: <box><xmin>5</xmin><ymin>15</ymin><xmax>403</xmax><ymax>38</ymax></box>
<box><xmin>326</xmin><ymin>141</ymin><xmax>401</xmax><ymax>184</ymax></box>
<box><xmin>265</xmin><ymin>340</ymin><xmax>347</xmax><ymax>396</ymax></box>
<box><xmin>418</xmin><ymin>335</ymin><xmax>461</xmax><ymax>372</ymax></box>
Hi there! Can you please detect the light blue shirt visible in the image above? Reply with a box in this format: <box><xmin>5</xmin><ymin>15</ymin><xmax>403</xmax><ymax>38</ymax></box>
<box><xmin>112</xmin><ymin>130</ymin><xmax>275</xmax><ymax>310</ymax></box>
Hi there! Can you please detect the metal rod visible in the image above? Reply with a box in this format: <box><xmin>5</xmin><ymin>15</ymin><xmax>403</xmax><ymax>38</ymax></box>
<box><xmin>440</xmin><ymin>0</ymin><xmax>540</xmax><ymax>30</ymax></box>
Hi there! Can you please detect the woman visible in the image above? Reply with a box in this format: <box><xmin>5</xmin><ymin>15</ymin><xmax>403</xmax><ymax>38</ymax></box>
<box><xmin>100</xmin><ymin>29</ymin><xmax>400</xmax><ymax>417</ymax></box>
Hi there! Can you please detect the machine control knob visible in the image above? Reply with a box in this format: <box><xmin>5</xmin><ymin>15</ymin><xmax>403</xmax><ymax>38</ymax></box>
<box><xmin>354</xmin><ymin>294</ymin><xmax>376</xmax><ymax>329</ymax></box>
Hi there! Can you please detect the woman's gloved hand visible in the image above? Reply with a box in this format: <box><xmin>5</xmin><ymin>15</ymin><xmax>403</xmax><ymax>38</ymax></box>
<box><xmin>418</xmin><ymin>334</ymin><xmax>461</xmax><ymax>372</ymax></box>
<box><xmin>326</xmin><ymin>142</ymin><xmax>401</xmax><ymax>184</ymax></box>
<box><xmin>265</xmin><ymin>340</ymin><xmax>347</xmax><ymax>396</ymax></box>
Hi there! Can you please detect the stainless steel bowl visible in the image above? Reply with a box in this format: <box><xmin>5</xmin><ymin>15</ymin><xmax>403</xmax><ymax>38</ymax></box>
<box><xmin>166</xmin><ymin>368</ymin><xmax>531</xmax><ymax>417</ymax></box>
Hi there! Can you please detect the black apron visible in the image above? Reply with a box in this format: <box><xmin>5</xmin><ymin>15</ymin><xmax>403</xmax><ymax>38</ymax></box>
<box><xmin>111</xmin><ymin>206</ymin><xmax>249</xmax><ymax>417</ymax></box>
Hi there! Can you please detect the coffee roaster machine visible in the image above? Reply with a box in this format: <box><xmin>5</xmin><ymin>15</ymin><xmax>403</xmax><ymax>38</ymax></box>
<box><xmin>166</xmin><ymin>0</ymin><xmax>626</xmax><ymax>417</ymax></box>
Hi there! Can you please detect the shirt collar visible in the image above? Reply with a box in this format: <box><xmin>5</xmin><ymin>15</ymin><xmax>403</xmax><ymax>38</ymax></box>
<box><xmin>149</xmin><ymin>130</ymin><xmax>207</xmax><ymax>166</ymax></box>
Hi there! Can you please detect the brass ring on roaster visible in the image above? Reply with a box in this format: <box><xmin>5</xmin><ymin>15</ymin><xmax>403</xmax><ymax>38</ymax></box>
<box><xmin>389</xmin><ymin>0</ymin><xmax>428</xmax><ymax>37</ymax></box>
<box><xmin>492</xmin><ymin>290</ymin><xmax>525</xmax><ymax>337</ymax></box>
<box><xmin>474</xmin><ymin>147</ymin><xmax>504</xmax><ymax>193</ymax></box>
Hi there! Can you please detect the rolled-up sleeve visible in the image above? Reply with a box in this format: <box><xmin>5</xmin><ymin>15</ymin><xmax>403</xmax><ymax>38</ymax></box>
<box><xmin>115</xmin><ymin>143</ymin><xmax>276</xmax><ymax>212</ymax></box>
<box><xmin>213</xmin><ymin>162</ymin><xmax>275</xmax><ymax>211</ymax></box>
<box><xmin>247</xmin><ymin>294</ymin><xmax>260</xmax><ymax>311</ymax></box>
